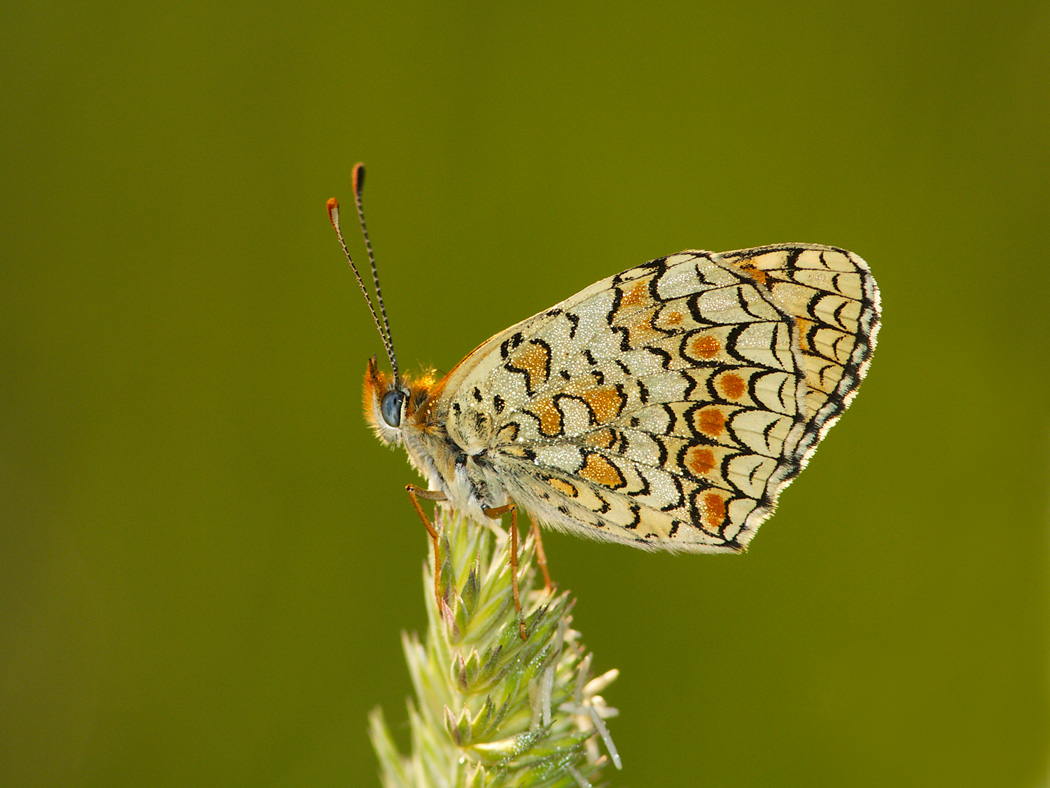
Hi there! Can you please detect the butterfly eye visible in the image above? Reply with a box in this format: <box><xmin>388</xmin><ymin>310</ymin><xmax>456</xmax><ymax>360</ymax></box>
<box><xmin>381</xmin><ymin>389</ymin><xmax>406</xmax><ymax>428</ymax></box>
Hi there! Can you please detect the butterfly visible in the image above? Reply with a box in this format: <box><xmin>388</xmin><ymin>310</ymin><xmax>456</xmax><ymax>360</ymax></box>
<box><xmin>328</xmin><ymin>164</ymin><xmax>880</xmax><ymax>635</ymax></box>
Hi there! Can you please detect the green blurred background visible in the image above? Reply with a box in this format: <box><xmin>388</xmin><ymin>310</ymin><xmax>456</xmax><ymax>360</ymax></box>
<box><xmin>3</xmin><ymin>3</ymin><xmax>1048</xmax><ymax>786</ymax></box>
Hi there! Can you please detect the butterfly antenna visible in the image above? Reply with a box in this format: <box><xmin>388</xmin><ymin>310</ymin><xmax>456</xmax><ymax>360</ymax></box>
<box><xmin>326</xmin><ymin>185</ymin><xmax>401</xmax><ymax>386</ymax></box>
<box><xmin>350</xmin><ymin>163</ymin><xmax>399</xmax><ymax>383</ymax></box>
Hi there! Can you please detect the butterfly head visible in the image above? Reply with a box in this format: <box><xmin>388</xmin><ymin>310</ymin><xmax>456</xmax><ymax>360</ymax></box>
<box><xmin>363</xmin><ymin>356</ymin><xmax>438</xmax><ymax>446</ymax></box>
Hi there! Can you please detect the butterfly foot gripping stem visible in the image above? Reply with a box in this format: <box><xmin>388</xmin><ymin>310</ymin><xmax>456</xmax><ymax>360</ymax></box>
<box><xmin>405</xmin><ymin>484</ymin><xmax>448</xmax><ymax>606</ymax></box>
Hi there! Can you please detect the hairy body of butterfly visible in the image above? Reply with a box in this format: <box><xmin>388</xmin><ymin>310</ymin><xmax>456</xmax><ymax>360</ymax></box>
<box><xmin>363</xmin><ymin>244</ymin><xmax>880</xmax><ymax>553</ymax></box>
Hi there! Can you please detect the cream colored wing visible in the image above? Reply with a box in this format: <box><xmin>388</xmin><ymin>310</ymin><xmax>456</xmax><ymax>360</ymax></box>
<box><xmin>442</xmin><ymin>246</ymin><xmax>879</xmax><ymax>552</ymax></box>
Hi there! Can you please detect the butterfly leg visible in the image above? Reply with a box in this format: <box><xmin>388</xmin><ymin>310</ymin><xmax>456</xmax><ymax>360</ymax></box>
<box><xmin>529</xmin><ymin>518</ymin><xmax>553</xmax><ymax>593</ymax></box>
<box><xmin>405</xmin><ymin>484</ymin><xmax>448</xmax><ymax>606</ymax></box>
<box><xmin>483</xmin><ymin>503</ymin><xmax>527</xmax><ymax>640</ymax></box>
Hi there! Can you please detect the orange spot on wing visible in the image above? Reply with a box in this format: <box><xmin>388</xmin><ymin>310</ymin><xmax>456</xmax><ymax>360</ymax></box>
<box><xmin>582</xmin><ymin>386</ymin><xmax>626</xmax><ymax>423</ymax></box>
<box><xmin>719</xmin><ymin>372</ymin><xmax>746</xmax><ymax>400</ymax></box>
<box><xmin>795</xmin><ymin>317</ymin><xmax>814</xmax><ymax>353</ymax></box>
<box><xmin>703</xmin><ymin>492</ymin><xmax>726</xmax><ymax>530</ymax></box>
<box><xmin>690</xmin><ymin>334</ymin><xmax>721</xmax><ymax>359</ymax></box>
<box><xmin>694</xmin><ymin>407</ymin><xmax>726</xmax><ymax>437</ymax></box>
<box><xmin>532</xmin><ymin>397</ymin><xmax>563</xmax><ymax>436</ymax></box>
<box><xmin>548</xmin><ymin>478</ymin><xmax>578</xmax><ymax>497</ymax></box>
<box><xmin>512</xmin><ymin>341</ymin><xmax>551</xmax><ymax>390</ymax></box>
<box><xmin>685</xmin><ymin>446</ymin><xmax>716</xmax><ymax>476</ymax></box>
<box><xmin>664</xmin><ymin>310</ymin><xmax>683</xmax><ymax>326</ymax></box>
<box><xmin>735</xmin><ymin>258</ymin><xmax>768</xmax><ymax>285</ymax></box>
<box><xmin>578</xmin><ymin>453</ymin><xmax>626</xmax><ymax>488</ymax></box>
<box><xmin>620</xmin><ymin>280</ymin><xmax>650</xmax><ymax>308</ymax></box>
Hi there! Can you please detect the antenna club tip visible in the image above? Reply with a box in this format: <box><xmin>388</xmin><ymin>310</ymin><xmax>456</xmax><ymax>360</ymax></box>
<box><xmin>326</xmin><ymin>198</ymin><xmax>340</xmax><ymax>227</ymax></box>
<box><xmin>352</xmin><ymin>162</ymin><xmax>365</xmax><ymax>195</ymax></box>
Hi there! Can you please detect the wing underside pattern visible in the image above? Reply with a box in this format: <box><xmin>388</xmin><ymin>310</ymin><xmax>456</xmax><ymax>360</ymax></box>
<box><xmin>444</xmin><ymin>246</ymin><xmax>879</xmax><ymax>551</ymax></box>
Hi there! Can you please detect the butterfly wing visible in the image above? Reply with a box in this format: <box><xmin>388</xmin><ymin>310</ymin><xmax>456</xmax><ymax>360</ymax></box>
<box><xmin>439</xmin><ymin>245</ymin><xmax>879</xmax><ymax>552</ymax></box>
<box><xmin>718</xmin><ymin>245</ymin><xmax>880</xmax><ymax>465</ymax></box>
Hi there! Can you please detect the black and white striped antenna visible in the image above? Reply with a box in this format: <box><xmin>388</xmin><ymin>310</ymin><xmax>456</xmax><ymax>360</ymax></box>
<box><xmin>326</xmin><ymin>163</ymin><xmax>401</xmax><ymax>385</ymax></box>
